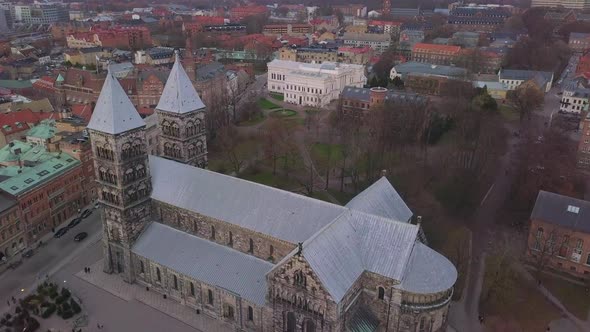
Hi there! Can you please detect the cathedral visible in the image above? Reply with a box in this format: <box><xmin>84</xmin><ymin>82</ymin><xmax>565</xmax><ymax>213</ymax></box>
<box><xmin>87</xmin><ymin>55</ymin><xmax>457</xmax><ymax>332</ymax></box>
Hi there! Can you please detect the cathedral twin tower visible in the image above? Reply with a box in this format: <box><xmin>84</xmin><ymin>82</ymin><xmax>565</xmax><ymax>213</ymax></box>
<box><xmin>86</xmin><ymin>55</ymin><xmax>207</xmax><ymax>279</ymax></box>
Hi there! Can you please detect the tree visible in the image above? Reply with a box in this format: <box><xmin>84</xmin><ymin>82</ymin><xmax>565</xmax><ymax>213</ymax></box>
<box><xmin>503</xmin><ymin>15</ymin><xmax>525</xmax><ymax>32</ymax></box>
<box><xmin>508</xmin><ymin>82</ymin><xmax>545</xmax><ymax>123</ymax></box>
<box><xmin>262</xmin><ymin>118</ymin><xmax>291</xmax><ymax>175</ymax></box>
<box><xmin>335</xmin><ymin>10</ymin><xmax>344</xmax><ymax>26</ymax></box>
<box><xmin>243</xmin><ymin>14</ymin><xmax>269</xmax><ymax>34</ymax></box>
<box><xmin>528</xmin><ymin>224</ymin><xmax>569</xmax><ymax>279</ymax></box>
<box><xmin>216</xmin><ymin>125</ymin><xmax>245</xmax><ymax>174</ymax></box>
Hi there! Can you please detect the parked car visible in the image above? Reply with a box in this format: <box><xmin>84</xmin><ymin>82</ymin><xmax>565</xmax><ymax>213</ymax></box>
<box><xmin>22</xmin><ymin>249</ymin><xmax>34</xmax><ymax>258</ymax></box>
<box><xmin>7</xmin><ymin>261</ymin><xmax>22</xmax><ymax>269</ymax></box>
<box><xmin>67</xmin><ymin>217</ymin><xmax>82</xmax><ymax>229</ymax></box>
<box><xmin>81</xmin><ymin>209</ymin><xmax>92</xmax><ymax>219</ymax></box>
<box><xmin>94</xmin><ymin>202</ymin><xmax>100</xmax><ymax>209</ymax></box>
<box><xmin>54</xmin><ymin>227</ymin><xmax>68</xmax><ymax>238</ymax></box>
<box><xmin>74</xmin><ymin>232</ymin><xmax>88</xmax><ymax>242</ymax></box>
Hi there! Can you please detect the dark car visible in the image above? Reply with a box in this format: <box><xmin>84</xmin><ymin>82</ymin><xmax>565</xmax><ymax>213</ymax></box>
<box><xmin>54</xmin><ymin>227</ymin><xmax>68</xmax><ymax>238</ymax></box>
<box><xmin>74</xmin><ymin>232</ymin><xmax>88</xmax><ymax>242</ymax></box>
<box><xmin>7</xmin><ymin>260</ymin><xmax>22</xmax><ymax>269</ymax></box>
<box><xmin>67</xmin><ymin>217</ymin><xmax>82</xmax><ymax>229</ymax></box>
<box><xmin>22</xmin><ymin>249</ymin><xmax>34</xmax><ymax>258</ymax></box>
<box><xmin>81</xmin><ymin>209</ymin><xmax>92</xmax><ymax>219</ymax></box>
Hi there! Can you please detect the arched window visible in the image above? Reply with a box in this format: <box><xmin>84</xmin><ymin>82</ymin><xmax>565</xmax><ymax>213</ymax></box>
<box><xmin>249</xmin><ymin>238</ymin><xmax>254</xmax><ymax>253</ymax></box>
<box><xmin>171</xmin><ymin>122</ymin><xmax>180</xmax><ymax>137</ymax></box>
<box><xmin>139</xmin><ymin>260</ymin><xmax>145</xmax><ymax>274</ymax></box>
<box><xmin>190</xmin><ymin>282</ymin><xmax>195</xmax><ymax>296</ymax></box>
<box><xmin>378</xmin><ymin>287</ymin><xmax>385</xmax><ymax>300</ymax></box>
<box><xmin>304</xmin><ymin>319</ymin><xmax>315</xmax><ymax>332</ymax></box>
<box><xmin>208</xmin><ymin>289</ymin><xmax>214</xmax><ymax>305</ymax></box>
<box><xmin>418</xmin><ymin>316</ymin><xmax>430</xmax><ymax>332</ymax></box>
<box><xmin>247</xmin><ymin>306</ymin><xmax>254</xmax><ymax>321</ymax></box>
<box><xmin>156</xmin><ymin>267</ymin><xmax>161</xmax><ymax>282</ymax></box>
<box><xmin>173</xmin><ymin>275</ymin><xmax>178</xmax><ymax>290</ymax></box>
<box><xmin>286</xmin><ymin>312</ymin><xmax>296</xmax><ymax>332</ymax></box>
<box><xmin>211</xmin><ymin>226</ymin><xmax>216</xmax><ymax>240</ymax></box>
<box><xmin>186</xmin><ymin>121</ymin><xmax>195</xmax><ymax>136</ymax></box>
<box><xmin>228</xmin><ymin>231</ymin><xmax>233</xmax><ymax>246</ymax></box>
<box><xmin>534</xmin><ymin>227</ymin><xmax>544</xmax><ymax>250</ymax></box>
<box><xmin>270</xmin><ymin>245</ymin><xmax>274</xmax><ymax>257</ymax></box>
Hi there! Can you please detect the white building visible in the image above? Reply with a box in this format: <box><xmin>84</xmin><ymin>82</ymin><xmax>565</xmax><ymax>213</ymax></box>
<box><xmin>267</xmin><ymin>59</ymin><xmax>366</xmax><ymax>108</ymax></box>
<box><xmin>560</xmin><ymin>81</ymin><xmax>590</xmax><ymax>114</ymax></box>
<box><xmin>498</xmin><ymin>69</ymin><xmax>554</xmax><ymax>93</ymax></box>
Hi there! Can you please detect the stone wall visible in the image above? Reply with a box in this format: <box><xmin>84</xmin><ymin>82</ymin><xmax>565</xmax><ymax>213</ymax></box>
<box><xmin>154</xmin><ymin>201</ymin><xmax>296</xmax><ymax>264</ymax></box>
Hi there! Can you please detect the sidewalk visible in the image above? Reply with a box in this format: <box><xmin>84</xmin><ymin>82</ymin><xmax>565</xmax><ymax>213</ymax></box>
<box><xmin>77</xmin><ymin>259</ymin><xmax>233</xmax><ymax>332</ymax></box>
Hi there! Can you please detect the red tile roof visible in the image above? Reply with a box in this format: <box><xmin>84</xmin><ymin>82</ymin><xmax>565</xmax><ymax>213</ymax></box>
<box><xmin>70</xmin><ymin>104</ymin><xmax>92</xmax><ymax>123</ymax></box>
<box><xmin>0</xmin><ymin>109</ymin><xmax>55</xmax><ymax>127</ymax></box>
<box><xmin>413</xmin><ymin>43</ymin><xmax>461</xmax><ymax>54</ymax></box>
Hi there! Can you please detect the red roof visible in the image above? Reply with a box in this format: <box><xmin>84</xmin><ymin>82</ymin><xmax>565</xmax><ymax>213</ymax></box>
<box><xmin>413</xmin><ymin>43</ymin><xmax>461</xmax><ymax>54</ymax></box>
<box><xmin>338</xmin><ymin>46</ymin><xmax>372</xmax><ymax>54</ymax></box>
<box><xmin>0</xmin><ymin>109</ymin><xmax>55</xmax><ymax>127</ymax></box>
<box><xmin>138</xmin><ymin>106</ymin><xmax>154</xmax><ymax>117</ymax></box>
<box><xmin>0</xmin><ymin>121</ymin><xmax>29</xmax><ymax>135</ymax></box>
<box><xmin>368</xmin><ymin>20</ymin><xmax>402</xmax><ymax>27</ymax></box>
<box><xmin>71</xmin><ymin>104</ymin><xmax>92</xmax><ymax>123</ymax></box>
<box><xmin>194</xmin><ymin>16</ymin><xmax>225</xmax><ymax>25</ymax></box>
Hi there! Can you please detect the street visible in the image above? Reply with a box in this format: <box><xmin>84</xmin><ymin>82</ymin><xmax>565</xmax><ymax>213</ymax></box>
<box><xmin>0</xmin><ymin>208</ymin><xmax>102</xmax><ymax>313</ymax></box>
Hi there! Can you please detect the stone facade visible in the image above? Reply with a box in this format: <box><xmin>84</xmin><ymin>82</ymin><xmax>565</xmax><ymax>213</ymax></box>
<box><xmin>156</xmin><ymin>110</ymin><xmax>207</xmax><ymax>168</ymax></box>
<box><xmin>88</xmin><ymin>128</ymin><xmax>152</xmax><ymax>282</ymax></box>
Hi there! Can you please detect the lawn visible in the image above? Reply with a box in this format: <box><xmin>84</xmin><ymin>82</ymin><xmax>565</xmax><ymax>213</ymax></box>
<box><xmin>499</xmin><ymin>105</ymin><xmax>520</xmax><ymax>122</ymax></box>
<box><xmin>269</xmin><ymin>109</ymin><xmax>297</xmax><ymax>118</ymax></box>
<box><xmin>310</xmin><ymin>191</ymin><xmax>335</xmax><ymax>203</ymax></box>
<box><xmin>480</xmin><ymin>259</ymin><xmax>560</xmax><ymax>331</ymax></box>
<box><xmin>239</xmin><ymin>167</ymin><xmax>298</xmax><ymax>189</ymax></box>
<box><xmin>237</xmin><ymin>112</ymin><xmax>266</xmax><ymax>126</ymax></box>
<box><xmin>327</xmin><ymin>189</ymin><xmax>355</xmax><ymax>205</ymax></box>
<box><xmin>311</xmin><ymin>142</ymin><xmax>344</xmax><ymax>163</ymax></box>
<box><xmin>269</xmin><ymin>92</ymin><xmax>284</xmax><ymax>101</ymax></box>
<box><xmin>258</xmin><ymin>98</ymin><xmax>281</xmax><ymax>110</ymax></box>
<box><xmin>540</xmin><ymin>273</ymin><xmax>590</xmax><ymax>320</ymax></box>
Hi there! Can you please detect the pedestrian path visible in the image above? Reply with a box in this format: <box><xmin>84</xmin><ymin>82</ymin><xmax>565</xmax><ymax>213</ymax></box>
<box><xmin>76</xmin><ymin>260</ymin><xmax>232</xmax><ymax>332</ymax></box>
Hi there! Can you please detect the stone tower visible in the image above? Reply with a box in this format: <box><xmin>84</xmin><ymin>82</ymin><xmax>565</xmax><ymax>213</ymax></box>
<box><xmin>156</xmin><ymin>53</ymin><xmax>208</xmax><ymax>168</ymax></box>
<box><xmin>87</xmin><ymin>68</ymin><xmax>152</xmax><ymax>283</ymax></box>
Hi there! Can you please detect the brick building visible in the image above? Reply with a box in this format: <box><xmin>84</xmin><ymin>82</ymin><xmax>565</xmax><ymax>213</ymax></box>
<box><xmin>93</xmin><ymin>27</ymin><xmax>152</xmax><ymax>50</ymax></box>
<box><xmin>262</xmin><ymin>24</ymin><xmax>312</xmax><ymax>36</ymax></box>
<box><xmin>86</xmin><ymin>53</ymin><xmax>456</xmax><ymax>332</ymax></box>
<box><xmin>576</xmin><ymin>51</ymin><xmax>590</xmax><ymax>75</ymax></box>
<box><xmin>340</xmin><ymin>86</ymin><xmax>428</xmax><ymax>118</ymax></box>
<box><xmin>333</xmin><ymin>4</ymin><xmax>367</xmax><ymax>17</ymax></box>
<box><xmin>0</xmin><ymin>192</ymin><xmax>24</xmax><ymax>261</ymax></box>
<box><xmin>527</xmin><ymin>191</ymin><xmax>590</xmax><ymax>279</ymax></box>
<box><xmin>447</xmin><ymin>6</ymin><xmax>511</xmax><ymax>32</ymax></box>
<box><xmin>578</xmin><ymin>113</ymin><xmax>590</xmax><ymax>168</ymax></box>
<box><xmin>412</xmin><ymin>43</ymin><xmax>461</xmax><ymax>66</ymax></box>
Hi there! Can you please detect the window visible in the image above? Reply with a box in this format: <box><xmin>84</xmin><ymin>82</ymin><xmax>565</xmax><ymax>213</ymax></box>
<box><xmin>559</xmin><ymin>235</ymin><xmax>570</xmax><ymax>258</ymax></box>
<box><xmin>269</xmin><ymin>245</ymin><xmax>274</xmax><ymax>257</ymax></box>
<box><xmin>156</xmin><ymin>267</ymin><xmax>161</xmax><ymax>282</ymax></box>
<box><xmin>249</xmin><ymin>238</ymin><xmax>254</xmax><ymax>253</ymax></box>
<box><xmin>378</xmin><ymin>287</ymin><xmax>385</xmax><ymax>300</ymax></box>
<box><xmin>211</xmin><ymin>226</ymin><xmax>216</xmax><ymax>240</ymax></box>
<box><xmin>190</xmin><ymin>282</ymin><xmax>195</xmax><ymax>296</ymax></box>
<box><xmin>228</xmin><ymin>231</ymin><xmax>233</xmax><ymax>246</ymax></box>
<box><xmin>304</xmin><ymin>319</ymin><xmax>316</xmax><ymax>332</ymax></box>
<box><xmin>586</xmin><ymin>253</ymin><xmax>590</xmax><ymax>265</ymax></box>
<box><xmin>247</xmin><ymin>306</ymin><xmax>254</xmax><ymax>321</ymax></box>
<box><xmin>140</xmin><ymin>261</ymin><xmax>145</xmax><ymax>274</ymax></box>
<box><xmin>173</xmin><ymin>275</ymin><xmax>178</xmax><ymax>290</ymax></box>
<box><xmin>223</xmin><ymin>303</ymin><xmax>235</xmax><ymax>319</ymax></box>
<box><xmin>207</xmin><ymin>289</ymin><xmax>214</xmax><ymax>305</ymax></box>
<box><xmin>534</xmin><ymin>227</ymin><xmax>544</xmax><ymax>250</ymax></box>
<box><xmin>567</xmin><ymin>205</ymin><xmax>580</xmax><ymax>214</ymax></box>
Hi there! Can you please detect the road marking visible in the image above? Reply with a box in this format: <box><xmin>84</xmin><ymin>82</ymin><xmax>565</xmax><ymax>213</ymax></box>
<box><xmin>480</xmin><ymin>184</ymin><xmax>495</xmax><ymax>206</ymax></box>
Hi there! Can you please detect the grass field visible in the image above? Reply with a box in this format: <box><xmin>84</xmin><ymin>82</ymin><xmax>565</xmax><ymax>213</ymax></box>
<box><xmin>237</xmin><ymin>112</ymin><xmax>266</xmax><ymax>126</ymax></box>
<box><xmin>499</xmin><ymin>105</ymin><xmax>520</xmax><ymax>122</ymax></box>
<box><xmin>311</xmin><ymin>143</ymin><xmax>344</xmax><ymax>163</ymax></box>
<box><xmin>269</xmin><ymin>93</ymin><xmax>284</xmax><ymax>101</ymax></box>
<box><xmin>258</xmin><ymin>98</ymin><xmax>281</xmax><ymax>110</ymax></box>
<box><xmin>269</xmin><ymin>109</ymin><xmax>297</xmax><ymax>118</ymax></box>
<box><xmin>540</xmin><ymin>273</ymin><xmax>590</xmax><ymax>320</ymax></box>
<box><xmin>239</xmin><ymin>167</ymin><xmax>298</xmax><ymax>189</ymax></box>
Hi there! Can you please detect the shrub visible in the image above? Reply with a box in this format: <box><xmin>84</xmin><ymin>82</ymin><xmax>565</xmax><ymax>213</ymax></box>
<box><xmin>41</xmin><ymin>304</ymin><xmax>56</xmax><ymax>319</ymax></box>
<box><xmin>49</xmin><ymin>291</ymin><xmax>58</xmax><ymax>299</ymax></box>
<box><xmin>25</xmin><ymin>317</ymin><xmax>39</xmax><ymax>331</ymax></box>
<box><xmin>61</xmin><ymin>310</ymin><xmax>73</xmax><ymax>319</ymax></box>
<box><xmin>55</xmin><ymin>295</ymin><xmax>66</xmax><ymax>305</ymax></box>
<box><xmin>60</xmin><ymin>288</ymin><xmax>70</xmax><ymax>299</ymax></box>
<box><xmin>0</xmin><ymin>318</ymin><xmax>5</xmax><ymax>325</ymax></box>
<box><xmin>4</xmin><ymin>314</ymin><xmax>10</xmax><ymax>320</ymax></box>
<box><xmin>60</xmin><ymin>302</ymin><xmax>70</xmax><ymax>312</ymax></box>
<box><xmin>70</xmin><ymin>299</ymin><xmax>81</xmax><ymax>314</ymax></box>
<box><xmin>15</xmin><ymin>306</ymin><xmax>21</xmax><ymax>314</ymax></box>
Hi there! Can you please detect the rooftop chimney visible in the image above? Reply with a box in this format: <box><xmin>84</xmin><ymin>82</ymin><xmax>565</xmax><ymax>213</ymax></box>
<box><xmin>417</xmin><ymin>216</ymin><xmax>422</xmax><ymax>227</ymax></box>
<box><xmin>381</xmin><ymin>169</ymin><xmax>387</xmax><ymax>177</ymax></box>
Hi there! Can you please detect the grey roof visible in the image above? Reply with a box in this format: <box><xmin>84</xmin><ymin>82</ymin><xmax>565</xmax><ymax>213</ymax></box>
<box><xmin>346</xmin><ymin>177</ymin><xmax>413</xmax><ymax>222</ymax></box>
<box><xmin>156</xmin><ymin>55</ymin><xmax>206</xmax><ymax>114</ymax></box>
<box><xmin>133</xmin><ymin>222</ymin><xmax>273</xmax><ymax>305</ymax></box>
<box><xmin>196</xmin><ymin>62</ymin><xmax>225</xmax><ymax>81</ymax></box>
<box><xmin>499</xmin><ymin>69</ymin><xmax>553</xmax><ymax>82</ymax></box>
<box><xmin>399</xmin><ymin>241</ymin><xmax>457</xmax><ymax>294</ymax></box>
<box><xmin>531</xmin><ymin>191</ymin><xmax>590</xmax><ymax>233</ymax></box>
<box><xmin>87</xmin><ymin>68</ymin><xmax>145</xmax><ymax>134</ymax></box>
<box><xmin>298</xmin><ymin>210</ymin><xmax>421</xmax><ymax>302</ymax></box>
<box><xmin>149</xmin><ymin>156</ymin><xmax>345</xmax><ymax>243</ymax></box>
<box><xmin>570</xmin><ymin>32</ymin><xmax>590</xmax><ymax>40</ymax></box>
<box><xmin>393</xmin><ymin>62</ymin><xmax>467</xmax><ymax>78</ymax></box>
<box><xmin>341</xmin><ymin>87</ymin><xmax>427</xmax><ymax>106</ymax></box>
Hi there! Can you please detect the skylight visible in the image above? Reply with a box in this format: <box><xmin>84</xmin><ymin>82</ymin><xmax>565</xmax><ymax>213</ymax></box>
<box><xmin>567</xmin><ymin>205</ymin><xmax>580</xmax><ymax>214</ymax></box>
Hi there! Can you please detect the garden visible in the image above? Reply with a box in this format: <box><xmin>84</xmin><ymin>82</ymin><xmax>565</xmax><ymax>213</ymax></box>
<box><xmin>0</xmin><ymin>282</ymin><xmax>82</xmax><ymax>332</ymax></box>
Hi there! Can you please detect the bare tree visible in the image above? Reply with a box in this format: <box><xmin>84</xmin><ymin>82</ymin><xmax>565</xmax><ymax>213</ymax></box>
<box><xmin>508</xmin><ymin>82</ymin><xmax>545</xmax><ymax>123</ymax></box>
<box><xmin>217</xmin><ymin>125</ymin><xmax>245</xmax><ymax>174</ymax></box>
<box><xmin>528</xmin><ymin>224</ymin><xmax>571</xmax><ymax>279</ymax></box>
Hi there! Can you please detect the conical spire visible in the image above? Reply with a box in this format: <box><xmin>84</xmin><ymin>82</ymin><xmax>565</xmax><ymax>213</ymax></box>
<box><xmin>87</xmin><ymin>67</ymin><xmax>144</xmax><ymax>134</ymax></box>
<box><xmin>156</xmin><ymin>52</ymin><xmax>205</xmax><ymax>114</ymax></box>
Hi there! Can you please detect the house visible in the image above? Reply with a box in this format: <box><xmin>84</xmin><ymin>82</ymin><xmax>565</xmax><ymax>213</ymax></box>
<box><xmin>498</xmin><ymin>69</ymin><xmax>554</xmax><ymax>93</ymax></box>
<box><xmin>559</xmin><ymin>80</ymin><xmax>590</xmax><ymax>114</ymax></box>
<box><xmin>340</xmin><ymin>86</ymin><xmax>428</xmax><ymax>118</ymax></box>
<box><xmin>527</xmin><ymin>191</ymin><xmax>590</xmax><ymax>279</ymax></box>
<box><xmin>578</xmin><ymin>113</ymin><xmax>590</xmax><ymax>168</ymax></box>
<box><xmin>569</xmin><ymin>32</ymin><xmax>590</xmax><ymax>53</ymax></box>
<box><xmin>412</xmin><ymin>43</ymin><xmax>461</xmax><ymax>66</ymax></box>
<box><xmin>390</xmin><ymin>61</ymin><xmax>468</xmax><ymax>80</ymax></box>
